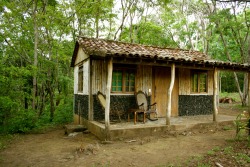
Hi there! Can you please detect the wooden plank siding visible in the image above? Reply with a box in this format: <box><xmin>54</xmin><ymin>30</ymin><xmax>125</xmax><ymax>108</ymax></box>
<box><xmin>136</xmin><ymin>65</ymin><xmax>152</xmax><ymax>94</ymax></box>
<box><xmin>179</xmin><ymin>68</ymin><xmax>191</xmax><ymax>95</ymax></box>
<box><xmin>207</xmin><ymin>70</ymin><xmax>214</xmax><ymax>95</ymax></box>
<box><xmin>91</xmin><ymin>62</ymin><xmax>153</xmax><ymax>95</ymax></box>
<box><xmin>92</xmin><ymin>60</ymin><xmax>107</xmax><ymax>94</ymax></box>
<box><xmin>179</xmin><ymin>68</ymin><xmax>214</xmax><ymax>95</ymax></box>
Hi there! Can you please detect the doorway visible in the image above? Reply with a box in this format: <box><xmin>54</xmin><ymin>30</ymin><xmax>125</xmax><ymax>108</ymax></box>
<box><xmin>152</xmin><ymin>67</ymin><xmax>178</xmax><ymax>117</ymax></box>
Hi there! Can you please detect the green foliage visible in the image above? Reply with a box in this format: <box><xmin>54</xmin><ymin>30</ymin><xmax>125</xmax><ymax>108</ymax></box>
<box><xmin>223</xmin><ymin>146</ymin><xmax>234</xmax><ymax>155</ymax></box>
<box><xmin>53</xmin><ymin>97</ymin><xmax>73</xmax><ymax>125</ymax></box>
<box><xmin>1</xmin><ymin>0</ymin><xmax>249</xmax><ymax>135</ymax></box>
<box><xmin>236</xmin><ymin>153</ymin><xmax>250</xmax><ymax>165</ymax></box>
<box><xmin>120</xmin><ymin>20</ymin><xmax>174</xmax><ymax>47</ymax></box>
<box><xmin>235</xmin><ymin>112</ymin><xmax>249</xmax><ymax>140</ymax></box>
<box><xmin>207</xmin><ymin>150</ymin><xmax>215</xmax><ymax>155</ymax></box>
<box><xmin>220</xmin><ymin>71</ymin><xmax>244</xmax><ymax>93</ymax></box>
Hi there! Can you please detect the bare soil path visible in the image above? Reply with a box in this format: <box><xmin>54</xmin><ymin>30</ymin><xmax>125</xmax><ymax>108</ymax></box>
<box><xmin>0</xmin><ymin>127</ymin><xmax>236</xmax><ymax>167</ymax></box>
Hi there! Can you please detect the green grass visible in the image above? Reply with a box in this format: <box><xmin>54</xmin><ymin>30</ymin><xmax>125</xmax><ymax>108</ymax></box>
<box><xmin>207</xmin><ymin>150</ymin><xmax>215</xmax><ymax>155</ymax></box>
<box><xmin>223</xmin><ymin>146</ymin><xmax>234</xmax><ymax>155</ymax></box>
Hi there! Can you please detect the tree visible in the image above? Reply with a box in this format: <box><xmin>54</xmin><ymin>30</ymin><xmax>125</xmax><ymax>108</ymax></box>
<box><xmin>206</xmin><ymin>0</ymin><xmax>250</xmax><ymax>106</ymax></box>
<box><xmin>0</xmin><ymin>0</ymin><xmax>73</xmax><ymax>133</ymax></box>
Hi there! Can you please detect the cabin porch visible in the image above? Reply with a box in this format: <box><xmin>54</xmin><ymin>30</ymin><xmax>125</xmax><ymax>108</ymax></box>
<box><xmin>85</xmin><ymin>114</ymin><xmax>237</xmax><ymax>140</ymax></box>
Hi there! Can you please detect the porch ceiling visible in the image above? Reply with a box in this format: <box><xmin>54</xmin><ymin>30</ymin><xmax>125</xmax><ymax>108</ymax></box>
<box><xmin>71</xmin><ymin>36</ymin><xmax>250</xmax><ymax>72</ymax></box>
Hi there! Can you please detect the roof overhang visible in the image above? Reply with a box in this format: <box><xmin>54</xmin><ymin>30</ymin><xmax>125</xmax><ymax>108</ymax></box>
<box><xmin>70</xmin><ymin>37</ymin><xmax>250</xmax><ymax>72</ymax></box>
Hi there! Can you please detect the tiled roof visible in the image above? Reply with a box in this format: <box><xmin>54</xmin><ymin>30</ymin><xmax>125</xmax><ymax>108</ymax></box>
<box><xmin>71</xmin><ymin>36</ymin><xmax>250</xmax><ymax>71</ymax></box>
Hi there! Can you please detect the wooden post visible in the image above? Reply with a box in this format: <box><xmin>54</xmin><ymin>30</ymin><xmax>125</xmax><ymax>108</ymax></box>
<box><xmin>88</xmin><ymin>59</ymin><xmax>93</xmax><ymax>121</ymax></box>
<box><xmin>213</xmin><ymin>67</ymin><xmax>218</xmax><ymax>122</ymax></box>
<box><xmin>105</xmin><ymin>58</ymin><xmax>113</xmax><ymax>140</ymax></box>
<box><xmin>166</xmin><ymin>63</ymin><xmax>175</xmax><ymax>125</ymax></box>
<box><xmin>248</xmin><ymin>72</ymin><xmax>250</xmax><ymax>115</ymax></box>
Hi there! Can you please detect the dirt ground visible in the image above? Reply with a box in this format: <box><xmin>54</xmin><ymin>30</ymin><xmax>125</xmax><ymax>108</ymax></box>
<box><xmin>0</xmin><ymin>104</ymin><xmax>247</xmax><ymax>167</ymax></box>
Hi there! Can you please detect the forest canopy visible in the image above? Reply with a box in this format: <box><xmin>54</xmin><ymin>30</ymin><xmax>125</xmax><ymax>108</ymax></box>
<box><xmin>0</xmin><ymin>0</ymin><xmax>249</xmax><ymax>133</ymax></box>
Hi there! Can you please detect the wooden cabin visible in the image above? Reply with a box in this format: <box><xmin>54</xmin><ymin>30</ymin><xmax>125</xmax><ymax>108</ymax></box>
<box><xmin>71</xmin><ymin>37</ymin><xmax>250</xmax><ymax>139</ymax></box>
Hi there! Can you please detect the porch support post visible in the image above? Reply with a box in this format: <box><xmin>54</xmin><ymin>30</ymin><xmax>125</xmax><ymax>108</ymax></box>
<box><xmin>88</xmin><ymin>59</ymin><xmax>93</xmax><ymax>121</ymax></box>
<box><xmin>248</xmin><ymin>72</ymin><xmax>250</xmax><ymax>115</ymax></box>
<box><xmin>166</xmin><ymin>63</ymin><xmax>175</xmax><ymax>125</ymax></box>
<box><xmin>105</xmin><ymin>58</ymin><xmax>113</xmax><ymax>140</ymax></box>
<box><xmin>213</xmin><ymin>67</ymin><xmax>218</xmax><ymax>122</ymax></box>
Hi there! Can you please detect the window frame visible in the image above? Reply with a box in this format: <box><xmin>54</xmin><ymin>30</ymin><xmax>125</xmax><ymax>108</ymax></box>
<box><xmin>78</xmin><ymin>65</ymin><xmax>83</xmax><ymax>93</ymax></box>
<box><xmin>111</xmin><ymin>66</ymin><xmax>136</xmax><ymax>94</ymax></box>
<box><xmin>191</xmin><ymin>70</ymin><xmax>208</xmax><ymax>94</ymax></box>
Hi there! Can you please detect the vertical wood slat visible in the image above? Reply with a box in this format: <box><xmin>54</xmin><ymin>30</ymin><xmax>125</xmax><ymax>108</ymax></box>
<box><xmin>166</xmin><ymin>63</ymin><xmax>175</xmax><ymax>125</ymax></box>
<box><xmin>136</xmin><ymin>65</ymin><xmax>143</xmax><ymax>92</ymax></box>
<box><xmin>92</xmin><ymin>60</ymin><xmax>107</xmax><ymax>94</ymax></box>
<box><xmin>136</xmin><ymin>65</ymin><xmax>152</xmax><ymax>93</ymax></box>
<box><xmin>207</xmin><ymin>70</ymin><xmax>214</xmax><ymax>95</ymax></box>
<box><xmin>105</xmin><ymin>58</ymin><xmax>112</xmax><ymax>140</ymax></box>
<box><xmin>179</xmin><ymin>69</ymin><xmax>190</xmax><ymax>95</ymax></box>
<box><xmin>213</xmin><ymin>68</ymin><xmax>218</xmax><ymax>122</ymax></box>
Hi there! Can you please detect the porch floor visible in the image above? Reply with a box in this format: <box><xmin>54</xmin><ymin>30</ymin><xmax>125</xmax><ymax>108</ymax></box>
<box><xmin>88</xmin><ymin>114</ymin><xmax>238</xmax><ymax>140</ymax></box>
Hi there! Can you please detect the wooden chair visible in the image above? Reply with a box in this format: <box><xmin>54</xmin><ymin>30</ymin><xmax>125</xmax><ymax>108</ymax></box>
<box><xmin>97</xmin><ymin>91</ymin><xmax>122</xmax><ymax>122</ymax></box>
<box><xmin>135</xmin><ymin>90</ymin><xmax>158</xmax><ymax>121</ymax></box>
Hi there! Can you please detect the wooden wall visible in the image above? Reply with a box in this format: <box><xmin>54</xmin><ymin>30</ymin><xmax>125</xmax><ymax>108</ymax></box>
<box><xmin>90</xmin><ymin>61</ymin><xmax>215</xmax><ymax>96</ymax></box>
<box><xmin>74</xmin><ymin>48</ymin><xmax>89</xmax><ymax>66</ymax></box>
<box><xmin>136</xmin><ymin>65</ymin><xmax>153</xmax><ymax>94</ymax></box>
<box><xmin>73</xmin><ymin>48</ymin><xmax>90</xmax><ymax>95</ymax></box>
<box><xmin>91</xmin><ymin>61</ymin><xmax>153</xmax><ymax>95</ymax></box>
<box><xmin>91</xmin><ymin>60</ymin><xmax>107</xmax><ymax>94</ymax></box>
<box><xmin>179</xmin><ymin>68</ymin><xmax>214</xmax><ymax>95</ymax></box>
<box><xmin>179</xmin><ymin>68</ymin><xmax>191</xmax><ymax>95</ymax></box>
<box><xmin>207</xmin><ymin>70</ymin><xmax>214</xmax><ymax>95</ymax></box>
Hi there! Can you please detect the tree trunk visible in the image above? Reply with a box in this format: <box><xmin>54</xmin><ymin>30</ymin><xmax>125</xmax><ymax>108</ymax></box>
<box><xmin>105</xmin><ymin>58</ymin><xmax>113</xmax><ymax>140</ymax></box>
<box><xmin>166</xmin><ymin>63</ymin><xmax>175</xmax><ymax>125</ymax></box>
<box><xmin>95</xmin><ymin>0</ymin><xmax>100</xmax><ymax>38</ymax></box>
<box><xmin>49</xmin><ymin>87</ymin><xmax>55</xmax><ymax>122</ymax></box>
<box><xmin>32</xmin><ymin>0</ymin><xmax>38</xmax><ymax>110</ymax></box>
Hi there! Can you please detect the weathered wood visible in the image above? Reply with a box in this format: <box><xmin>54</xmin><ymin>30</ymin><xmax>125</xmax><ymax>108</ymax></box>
<box><xmin>74</xmin><ymin>66</ymin><xmax>79</xmax><ymax>94</ymax></box>
<box><xmin>89</xmin><ymin>59</ymin><xmax>93</xmax><ymax>121</ymax></box>
<box><xmin>166</xmin><ymin>63</ymin><xmax>175</xmax><ymax>125</ymax></box>
<box><xmin>92</xmin><ymin>60</ymin><xmax>107</xmax><ymax>94</ymax></box>
<box><xmin>75</xmin><ymin>48</ymin><xmax>89</xmax><ymax>65</ymax></box>
<box><xmin>213</xmin><ymin>68</ymin><xmax>218</xmax><ymax>122</ymax></box>
<box><xmin>105</xmin><ymin>58</ymin><xmax>112</xmax><ymax>140</ymax></box>
<box><xmin>83</xmin><ymin>60</ymin><xmax>89</xmax><ymax>95</ymax></box>
<box><xmin>136</xmin><ymin>65</ymin><xmax>152</xmax><ymax>93</ymax></box>
<box><xmin>152</xmin><ymin>67</ymin><xmax>178</xmax><ymax>117</ymax></box>
<box><xmin>207</xmin><ymin>70</ymin><xmax>214</xmax><ymax>95</ymax></box>
<box><xmin>179</xmin><ymin>69</ymin><xmax>190</xmax><ymax>95</ymax></box>
<box><xmin>248</xmin><ymin>72</ymin><xmax>250</xmax><ymax>115</ymax></box>
<box><xmin>152</xmin><ymin>67</ymin><xmax>168</xmax><ymax>117</ymax></box>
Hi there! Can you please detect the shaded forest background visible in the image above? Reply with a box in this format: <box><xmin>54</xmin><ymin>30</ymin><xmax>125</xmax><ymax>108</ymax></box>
<box><xmin>0</xmin><ymin>0</ymin><xmax>249</xmax><ymax>134</ymax></box>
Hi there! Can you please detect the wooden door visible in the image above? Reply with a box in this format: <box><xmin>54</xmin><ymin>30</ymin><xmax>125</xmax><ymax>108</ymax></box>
<box><xmin>152</xmin><ymin>67</ymin><xmax>178</xmax><ymax>117</ymax></box>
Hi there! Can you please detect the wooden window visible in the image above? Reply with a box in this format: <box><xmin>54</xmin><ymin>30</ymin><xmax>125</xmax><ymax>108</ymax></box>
<box><xmin>191</xmin><ymin>70</ymin><xmax>207</xmax><ymax>93</ymax></box>
<box><xmin>112</xmin><ymin>67</ymin><xmax>135</xmax><ymax>93</ymax></box>
<box><xmin>78</xmin><ymin>66</ymin><xmax>83</xmax><ymax>92</ymax></box>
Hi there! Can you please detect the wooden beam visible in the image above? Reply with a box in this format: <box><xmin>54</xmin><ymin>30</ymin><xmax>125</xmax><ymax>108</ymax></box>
<box><xmin>213</xmin><ymin>67</ymin><xmax>218</xmax><ymax>122</ymax></box>
<box><xmin>166</xmin><ymin>63</ymin><xmax>175</xmax><ymax>125</ymax></box>
<box><xmin>105</xmin><ymin>58</ymin><xmax>113</xmax><ymax>140</ymax></box>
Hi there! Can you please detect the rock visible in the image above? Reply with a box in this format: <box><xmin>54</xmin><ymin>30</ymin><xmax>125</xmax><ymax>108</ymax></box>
<box><xmin>64</xmin><ymin>124</ymin><xmax>87</xmax><ymax>135</ymax></box>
